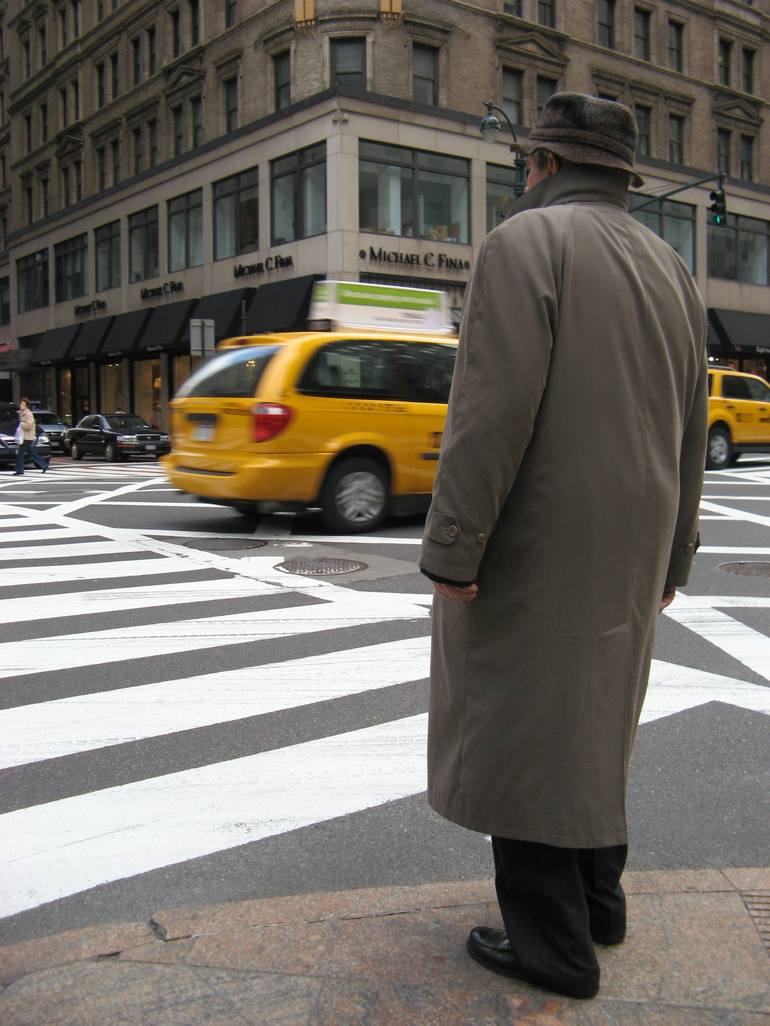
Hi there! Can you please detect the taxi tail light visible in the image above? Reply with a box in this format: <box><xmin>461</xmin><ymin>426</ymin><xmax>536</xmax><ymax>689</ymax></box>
<box><xmin>252</xmin><ymin>403</ymin><xmax>293</xmax><ymax>442</ymax></box>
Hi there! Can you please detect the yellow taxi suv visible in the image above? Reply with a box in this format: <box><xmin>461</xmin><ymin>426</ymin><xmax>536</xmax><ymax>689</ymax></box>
<box><xmin>164</xmin><ymin>282</ymin><xmax>458</xmax><ymax>532</ymax></box>
<box><xmin>707</xmin><ymin>366</ymin><xmax>770</xmax><ymax>470</ymax></box>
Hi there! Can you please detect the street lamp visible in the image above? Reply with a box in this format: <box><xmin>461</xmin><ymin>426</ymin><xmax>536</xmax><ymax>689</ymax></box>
<box><xmin>480</xmin><ymin>101</ymin><xmax>528</xmax><ymax>197</ymax></box>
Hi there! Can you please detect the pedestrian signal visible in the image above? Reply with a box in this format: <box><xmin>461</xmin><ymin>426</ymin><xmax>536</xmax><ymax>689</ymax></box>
<box><xmin>709</xmin><ymin>186</ymin><xmax>727</xmax><ymax>226</ymax></box>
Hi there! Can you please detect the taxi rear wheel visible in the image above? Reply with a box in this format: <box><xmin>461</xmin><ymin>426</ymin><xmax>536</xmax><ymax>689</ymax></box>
<box><xmin>320</xmin><ymin>457</ymin><xmax>389</xmax><ymax>533</ymax></box>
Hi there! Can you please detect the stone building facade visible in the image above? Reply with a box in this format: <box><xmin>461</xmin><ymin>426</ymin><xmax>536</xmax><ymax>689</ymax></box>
<box><xmin>0</xmin><ymin>0</ymin><xmax>767</xmax><ymax>424</ymax></box>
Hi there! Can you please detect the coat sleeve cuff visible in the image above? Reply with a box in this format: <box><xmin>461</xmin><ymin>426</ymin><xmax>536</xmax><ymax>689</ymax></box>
<box><xmin>665</xmin><ymin>534</ymin><xmax>699</xmax><ymax>588</ymax></box>
<box><xmin>419</xmin><ymin>509</ymin><xmax>488</xmax><ymax>583</ymax></box>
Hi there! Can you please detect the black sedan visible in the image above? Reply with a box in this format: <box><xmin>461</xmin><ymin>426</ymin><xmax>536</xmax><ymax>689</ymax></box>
<box><xmin>65</xmin><ymin>414</ymin><xmax>170</xmax><ymax>462</ymax></box>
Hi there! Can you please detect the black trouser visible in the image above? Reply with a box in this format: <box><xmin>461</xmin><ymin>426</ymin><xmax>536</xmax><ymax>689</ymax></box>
<box><xmin>492</xmin><ymin>836</ymin><xmax>627</xmax><ymax>994</ymax></box>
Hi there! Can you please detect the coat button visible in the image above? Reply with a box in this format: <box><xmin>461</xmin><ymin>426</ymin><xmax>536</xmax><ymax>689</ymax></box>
<box><xmin>686</xmin><ymin>542</ymin><xmax>695</xmax><ymax>555</ymax></box>
<box><xmin>476</xmin><ymin>532</ymin><xmax>486</xmax><ymax>543</ymax></box>
<box><xmin>447</xmin><ymin>524</ymin><xmax>459</xmax><ymax>538</ymax></box>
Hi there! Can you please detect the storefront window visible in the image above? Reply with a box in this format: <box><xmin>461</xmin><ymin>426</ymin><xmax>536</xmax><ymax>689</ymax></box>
<box><xmin>359</xmin><ymin>140</ymin><xmax>469</xmax><ymax>243</ymax></box>
<box><xmin>214</xmin><ymin>168</ymin><xmax>259</xmax><ymax>259</ymax></box>
<box><xmin>707</xmin><ymin>215</ymin><xmax>769</xmax><ymax>285</ymax></box>
<box><xmin>629</xmin><ymin>196</ymin><xmax>695</xmax><ymax>273</ymax></box>
<box><xmin>133</xmin><ymin>357</ymin><xmax>163</xmax><ymax>427</ymax></box>
<box><xmin>17</xmin><ymin>249</ymin><xmax>50</xmax><ymax>312</ymax></box>
<box><xmin>271</xmin><ymin>143</ymin><xmax>326</xmax><ymax>244</ymax></box>
<box><xmin>129</xmin><ymin>206</ymin><xmax>159</xmax><ymax>282</ymax></box>
<box><xmin>95</xmin><ymin>220</ymin><xmax>120</xmax><ymax>291</ymax></box>
<box><xmin>168</xmin><ymin>189</ymin><xmax>203</xmax><ymax>271</ymax></box>
<box><xmin>486</xmin><ymin>164</ymin><xmax>516</xmax><ymax>233</ymax></box>
<box><xmin>74</xmin><ymin>364</ymin><xmax>91</xmax><ymax>421</ymax></box>
<box><xmin>58</xmin><ymin>367</ymin><xmax>72</xmax><ymax>423</ymax></box>
<box><xmin>100</xmin><ymin>361</ymin><xmax>125</xmax><ymax>413</ymax></box>
<box><xmin>172</xmin><ymin>354</ymin><xmax>204</xmax><ymax>396</ymax></box>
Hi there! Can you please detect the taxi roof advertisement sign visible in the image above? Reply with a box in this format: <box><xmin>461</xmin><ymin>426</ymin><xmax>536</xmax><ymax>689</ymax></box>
<box><xmin>310</xmin><ymin>281</ymin><xmax>453</xmax><ymax>334</ymax></box>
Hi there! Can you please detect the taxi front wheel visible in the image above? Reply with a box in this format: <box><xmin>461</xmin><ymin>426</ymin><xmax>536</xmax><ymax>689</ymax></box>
<box><xmin>320</xmin><ymin>457</ymin><xmax>389</xmax><ymax>533</ymax></box>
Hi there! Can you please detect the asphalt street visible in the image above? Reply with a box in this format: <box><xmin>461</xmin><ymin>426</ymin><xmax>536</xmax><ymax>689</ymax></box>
<box><xmin>0</xmin><ymin>453</ymin><xmax>768</xmax><ymax>946</ymax></box>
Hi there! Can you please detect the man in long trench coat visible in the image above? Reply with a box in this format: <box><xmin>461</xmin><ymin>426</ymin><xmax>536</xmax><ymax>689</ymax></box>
<box><xmin>419</xmin><ymin>94</ymin><xmax>708</xmax><ymax>999</ymax></box>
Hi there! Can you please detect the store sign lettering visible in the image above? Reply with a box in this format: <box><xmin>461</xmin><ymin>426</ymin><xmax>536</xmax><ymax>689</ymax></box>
<box><xmin>233</xmin><ymin>254</ymin><xmax>294</xmax><ymax>278</ymax></box>
<box><xmin>74</xmin><ymin>299</ymin><xmax>107</xmax><ymax>316</ymax></box>
<box><xmin>140</xmin><ymin>281</ymin><xmax>184</xmax><ymax>300</ymax></box>
<box><xmin>360</xmin><ymin>247</ymin><xmax>470</xmax><ymax>272</ymax></box>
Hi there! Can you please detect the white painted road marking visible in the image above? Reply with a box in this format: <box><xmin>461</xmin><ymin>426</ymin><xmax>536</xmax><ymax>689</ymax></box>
<box><xmin>0</xmin><ymin>540</ymin><xmax>139</xmax><ymax>561</ymax></box>
<box><xmin>0</xmin><ymin>557</ymin><xmax>221</xmax><ymax>587</ymax></box>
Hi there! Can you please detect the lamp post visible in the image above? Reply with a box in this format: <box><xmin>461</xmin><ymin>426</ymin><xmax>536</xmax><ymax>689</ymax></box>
<box><xmin>479</xmin><ymin>101</ymin><xmax>528</xmax><ymax>197</ymax></box>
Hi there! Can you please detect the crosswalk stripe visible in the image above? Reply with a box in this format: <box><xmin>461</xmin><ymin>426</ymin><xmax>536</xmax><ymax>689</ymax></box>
<box><xmin>0</xmin><ymin>575</ymin><xmax>280</xmax><ymax>625</ymax></box>
<box><xmin>0</xmin><ymin>593</ymin><xmax>430</xmax><ymax>680</ymax></box>
<box><xmin>0</xmin><ymin>557</ymin><xmax>216</xmax><ymax>587</ymax></box>
<box><xmin>0</xmin><ymin>527</ymin><xmax>101</xmax><ymax>543</ymax></box>
<box><xmin>0</xmin><ymin>540</ymin><xmax>137</xmax><ymax>561</ymax></box>
<box><xmin>0</xmin><ymin>713</ymin><xmax>429</xmax><ymax>918</ymax></box>
<box><xmin>0</xmin><ymin>636</ymin><xmax>431</xmax><ymax>768</ymax></box>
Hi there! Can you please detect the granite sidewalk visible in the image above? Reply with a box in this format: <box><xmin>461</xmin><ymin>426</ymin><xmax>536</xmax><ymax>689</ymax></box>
<box><xmin>1</xmin><ymin>868</ymin><xmax>768</xmax><ymax>1026</ymax></box>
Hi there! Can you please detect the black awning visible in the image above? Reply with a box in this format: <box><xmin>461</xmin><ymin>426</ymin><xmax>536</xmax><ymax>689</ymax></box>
<box><xmin>245</xmin><ymin>274</ymin><xmax>323</xmax><ymax>333</ymax></box>
<box><xmin>69</xmin><ymin>316</ymin><xmax>115</xmax><ymax>360</ymax></box>
<box><xmin>184</xmin><ymin>287</ymin><xmax>255</xmax><ymax>344</ymax></box>
<box><xmin>709</xmin><ymin>309</ymin><xmax>770</xmax><ymax>354</ymax></box>
<box><xmin>136</xmin><ymin>299</ymin><xmax>198</xmax><ymax>355</ymax></box>
<box><xmin>32</xmin><ymin>324</ymin><xmax>81</xmax><ymax>365</ymax></box>
<box><xmin>99</xmin><ymin>309</ymin><xmax>153</xmax><ymax>358</ymax></box>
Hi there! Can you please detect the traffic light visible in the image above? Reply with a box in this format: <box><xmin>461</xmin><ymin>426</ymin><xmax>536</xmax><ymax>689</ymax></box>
<box><xmin>709</xmin><ymin>185</ymin><xmax>727</xmax><ymax>226</ymax></box>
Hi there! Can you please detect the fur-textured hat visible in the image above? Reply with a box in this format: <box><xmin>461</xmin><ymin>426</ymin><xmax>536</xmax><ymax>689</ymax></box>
<box><xmin>519</xmin><ymin>92</ymin><xmax>644</xmax><ymax>187</ymax></box>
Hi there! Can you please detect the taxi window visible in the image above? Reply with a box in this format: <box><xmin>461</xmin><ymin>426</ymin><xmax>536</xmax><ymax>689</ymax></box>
<box><xmin>746</xmin><ymin>377</ymin><xmax>770</xmax><ymax>402</ymax></box>
<box><xmin>707</xmin><ymin>373</ymin><xmax>713</xmax><ymax>396</ymax></box>
<box><xmin>298</xmin><ymin>341</ymin><xmax>402</xmax><ymax>400</ymax></box>
<box><xmin>177</xmin><ymin>346</ymin><xmax>278</xmax><ymax>398</ymax></box>
<box><xmin>395</xmin><ymin>343</ymin><xmax>456</xmax><ymax>403</ymax></box>
<box><xmin>722</xmin><ymin>375</ymin><xmax>751</xmax><ymax>401</ymax></box>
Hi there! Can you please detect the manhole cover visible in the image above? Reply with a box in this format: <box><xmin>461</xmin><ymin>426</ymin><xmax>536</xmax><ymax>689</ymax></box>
<box><xmin>276</xmin><ymin>557</ymin><xmax>367</xmax><ymax>576</ymax></box>
<box><xmin>176</xmin><ymin>538</ymin><xmax>268</xmax><ymax>551</ymax></box>
<box><xmin>718</xmin><ymin>562</ymin><xmax>770</xmax><ymax>579</ymax></box>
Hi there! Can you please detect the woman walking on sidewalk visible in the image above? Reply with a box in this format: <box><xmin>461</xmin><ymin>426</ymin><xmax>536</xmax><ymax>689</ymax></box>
<box><xmin>14</xmin><ymin>398</ymin><xmax>50</xmax><ymax>475</ymax></box>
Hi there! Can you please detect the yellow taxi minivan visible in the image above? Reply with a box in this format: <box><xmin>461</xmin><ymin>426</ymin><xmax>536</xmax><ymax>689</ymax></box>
<box><xmin>164</xmin><ymin>282</ymin><xmax>458</xmax><ymax>532</ymax></box>
<box><xmin>707</xmin><ymin>366</ymin><xmax>770</xmax><ymax>470</ymax></box>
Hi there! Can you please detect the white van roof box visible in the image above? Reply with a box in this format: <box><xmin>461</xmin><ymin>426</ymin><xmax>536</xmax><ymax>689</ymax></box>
<box><xmin>308</xmin><ymin>280</ymin><xmax>453</xmax><ymax>335</ymax></box>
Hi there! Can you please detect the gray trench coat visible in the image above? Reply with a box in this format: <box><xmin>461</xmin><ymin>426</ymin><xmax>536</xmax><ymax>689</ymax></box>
<box><xmin>419</xmin><ymin>167</ymin><xmax>708</xmax><ymax>849</ymax></box>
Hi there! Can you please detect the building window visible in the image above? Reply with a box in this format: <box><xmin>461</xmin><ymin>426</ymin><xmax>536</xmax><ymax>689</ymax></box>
<box><xmin>538</xmin><ymin>0</ymin><xmax>555</xmax><ymax>28</ymax></box>
<box><xmin>24</xmin><ymin>112</ymin><xmax>32</xmax><ymax>152</ymax></box>
<box><xmin>111</xmin><ymin>52</ymin><xmax>119</xmax><ymax>98</ymax></box>
<box><xmin>132</xmin><ymin>37</ymin><xmax>141</xmax><ymax>84</ymax></box>
<box><xmin>72</xmin><ymin>79</ymin><xmax>80</xmax><ymax>118</ymax></box>
<box><xmin>23</xmin><ymin>39</ymin><xmax>31</xmax><ymax>78</ymax></box>
<box><xmin>413</xmin><ymin>43</ymin><xmax>438</xmax><ymax>105</ymax></box>
<box><xmin>274</xmin><ymin>50</ymin><xmax>290</xmax><ymax>110</ymax></box>
<box><xmin>59</xmin><ymin>7</ymin><xmax>69</xmax><ymax>48</ymax></box>
<box><xmin>168</xmin><ymin>189</ymin><xmax>203</xmax><ymax>270</ymax></box>
<box><xmin>272</xmin><ymin>142</ymin><xmax>326</xmax><ymax>244</ymax></box>
<box><xmin>668</xmin><ymin>20</ymin><xmax>683</xmax><ymax>72</ymax></box>
<box><xmin>148</xmin><ymin>118</ymin><xmax>158</xmax><ymax>166</ymax></box>
<box><xmin>668</xmin><ymin>114</ymin><xmax>684</xmax><ymax>164</ymax></box>
<box><xmin>635</xmin><ymin>105</ymin><xmax>651</xmax><ymax>156</ymax></box>
<box><xmin>225</xmin><ymin>0</ymin><xmax>238</xmax><ymax>29</ymax></box>
<box><xmin>634</xmin><ymin>8</ymin><xmax>650</xmax><ymax>61</ymax></box>
<box><xmin>111</xmin><ymin>138</ymin><xmax>120</xmax><ymax>185</ymax></box>
<box><xmin>358</xmin><ymin>140</ymin><xmax>469</xmax><ymax>243</ymax></box>
<box><xmin>213</xmin><ymin>167</ymin><xmax>259</xmax><ymax>259</ymax></box>
<box><xmin>537</xmin><ymin>76</ymin><xmax>557</xmax><ymax>120</ymax></box>
<box><xmin>224</xmin><ymin>76</ymin><xmax>238</xmax><ymax>132</ymax></box>
<box><xmin>39</xmin><ymin>25</ymin><xmax>47</xmax><ymax>65</ymax></box>
<box><xmin>716</xmin><ymin>128</ymin><xmax>730</xmax><ymax>175</ymax></box>
<box><xmin>40</xmin><ymin>102</ymin><xmax>48</xmax><ymax>142</ymax></box>
<box><xmin>598</xmin><ymin>0</ymin><xmax>615</xmax><ymax>49</ymax></box>
<box><xmin>61</xmin><ymin>165</ymin><xmax>71</xmax><ymax>207</ymax></box>
<box><xmin>330</xmin><ymin>37</ymin><xmax>366</xmax><ymax>89</ymax></box>
<box><xmin>60</xmin><ymin>87</ymin><xmax>68</xmax><ymax>126</ymax></box>
<box><xmin>54</xmin><ymin>233</ymin><xmax>87</xmax><ymax>302</ymax></box>
<box><xmin>742</xmin><ymin>48</ymin><xmax>754</xmax><ymax>94</ymax></box>
<box><xmin>96</xmin><ymin>62</ymin><xmax>106</xmax><ymax>108</ymax></box>
<box><xmin>189</xmin><ymin>0</ymin><xmax>200</xmax><ymax>45</ymax></box>
<box><xmin>95</xmin><ymin>220</ymin><xmax>120</xmax><ymax>291</ymax></box>
<box><xmin>486</xmin><ymin>163</ymin><xmax>516</xmax><ymax>232</ymax></box>
<box><xmin>708</xmin><ymin>215</ymin><xmax>768</xmax><ymax>285</ymax></box>
<box><xmin>97</xmin><ymin>0</ymin><xmax>105</xmax><ymax>18</ymax></box>
<box><xmin>72</xmin><ymin>0</ymin><xmax>81</xmax><ymax>35</ymax></box>
<box><xmin>630</xmin><ymin>196</ymin><xmax>695</xmax><ymax>273</ymax></box>
<box><xmin>17</xmin><ymin>250</ymin><xmax>50</xmax><ymax>312</ymax></box>
<box><xmin>0</xmin><ymin>278</ymin><xmax>9</xmax><ymax>325</ymax></box>
<box><xmin>501</xmin><ymin>67</ymin><xmax>523</xmax><ymax>125</ymax></box>
<box><xmin>190</xmin><ymin>95</ymin><xmax>203</xmax><ymax>147</ymax></box>
<box><xmin>170</xmin><ymin>9</ymin><xmax>181</xmax><ymax>57</ymax></box>
<box><xmin>74</xmin><ymin>159</ymin><xmax>82</xmax><ymax>200</ymax></box>
<box><xmin>129</xmin><ymin>206</ymin><xmax>159</xmax><ymax>282</ymax></box>
<box><xmin>718</xmin><ymin>39</ymin><xmax>732</xmax><ymax>87</ymax></box>
<box><xmin>40</xmin><ymin>175</ymin><xmax>50</xmax><ymax>218</ymax></box>
<box><xmin>25</xmin><ymin>184</ymin><xmax>35</xmax><ymax>223</ymax></box>
<box><xmin>740</xmin><ymin>135</ymin><xmax>754</xmax><ymax>182</ymax></box>
<box><xmin>503</xmin><ymin>1</ymin><xmax>522</xmax><ymax>14</ymax></box>
<box><xmin>132</xmin><ymin>125</ymin><xmax>143</xmax><ymax>174</ymax></box>
<box><xmin>147</xmin><ymin>26</ymin><xmax>157</xmax><ymax>74</ymax></box>
<box><xmin>172</xmin><ymin>105</ymin><xmax>184</xmax><ymax>155</ymax></box>
<box><xmin>97</xmin><ymin>145</ymin><xmax>106</xmax><ymax>190</ymax></box>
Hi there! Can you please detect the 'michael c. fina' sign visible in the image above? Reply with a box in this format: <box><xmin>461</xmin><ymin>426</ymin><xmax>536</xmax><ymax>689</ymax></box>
<box><xmin>360</xmin><ymin>246</ymin><xmax>470</xmax><ymax>271</ymax></box>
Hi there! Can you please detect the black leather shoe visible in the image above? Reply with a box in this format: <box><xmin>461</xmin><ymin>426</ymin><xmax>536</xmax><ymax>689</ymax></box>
<box><xmin>591</xmin><ymin>925</ymin><xmax>625</xmax><ymax>946</ymax></box>
<box><xmin>467</xmin><ymin>927</ymin><xmax>599</xmax><ymax>1000</ymax></box>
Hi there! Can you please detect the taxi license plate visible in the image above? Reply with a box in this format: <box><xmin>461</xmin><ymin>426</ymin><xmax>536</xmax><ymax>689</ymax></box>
<box><xmin>193</xmin><ymin>424</ymin><xmax>215</xmax><ymax>441</ymax></box>
<box><xmin>145</xmin><ymin>444</ymin><xmax>157</xmax><ymax>451</ymax></box>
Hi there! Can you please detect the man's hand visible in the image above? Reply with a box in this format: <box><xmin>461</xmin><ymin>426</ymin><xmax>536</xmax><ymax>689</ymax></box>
<box><xmin>659</xmin><ymin>586</ymin><xmax>676</xmax><ymax>613</ymax></box>
<box><xmin>433</xmin><ymin>582</ymin><xmax>479</xmax><ymax>603</ymax></box>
